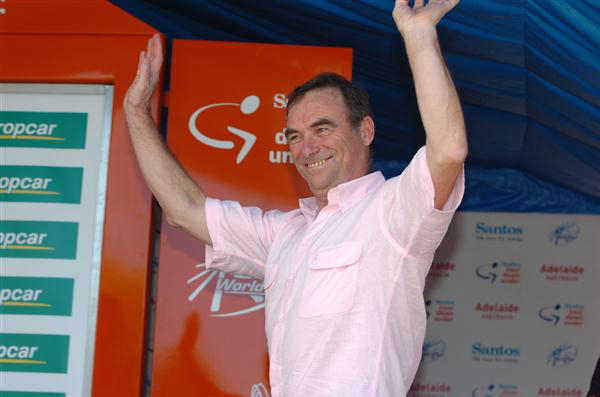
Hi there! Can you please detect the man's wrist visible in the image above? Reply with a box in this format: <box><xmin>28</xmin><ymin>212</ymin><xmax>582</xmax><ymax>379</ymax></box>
<box><xmin>402</xmin><ymin>25</ymin><xmax>440</xmax><ymax>59</ymax></box>
<box><xmin>401</xmin><ymin>23</ymin><xmax>439</xmax><ymax>46</ymax></box>
<box><xmin>124</xmin><ymin>103</ymin><xmax>153</xmax><ymax>120</ymax></box>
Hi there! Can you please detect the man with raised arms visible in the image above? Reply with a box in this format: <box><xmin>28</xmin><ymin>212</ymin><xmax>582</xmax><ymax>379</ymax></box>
<box><xmin>124</xmin><ymin>0</ymin><xmax>467</xmax><ymax>396</ymax></box>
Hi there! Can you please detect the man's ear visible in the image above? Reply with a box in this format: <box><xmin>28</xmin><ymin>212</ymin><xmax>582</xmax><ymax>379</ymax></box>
<box><xmin>359</xmin><ymin>116</ymin><xmax>375</xmax><ymax>146</ymax></box>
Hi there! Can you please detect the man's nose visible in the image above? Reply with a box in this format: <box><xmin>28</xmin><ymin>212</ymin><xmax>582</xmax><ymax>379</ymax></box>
<box><xmin>301</xmin><ymin>135</ymin><xmax>319</xmax><ymax>157</ymax></box>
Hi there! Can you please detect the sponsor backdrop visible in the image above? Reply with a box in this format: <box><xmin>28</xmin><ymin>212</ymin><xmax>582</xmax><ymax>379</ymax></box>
<box><xmin>151</xmin><ymin>40</ymin><xmax>352</xmax><ymax>397</ymax></box>
<box><xmin>0</xmin><ymin>84</ymin><xmax>112</xmax><ymax>396</ymax></box>
<box><xmin>410</xmin><ymin>212</ymin><xmax>600</xmax><ymax>397</ymax></box>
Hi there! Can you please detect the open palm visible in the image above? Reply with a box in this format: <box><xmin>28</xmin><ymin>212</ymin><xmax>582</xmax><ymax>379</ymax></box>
<box><xmin>124</xmin><ymin>34</ymin><xmax>163</xmax><ymax>113</ymax></box>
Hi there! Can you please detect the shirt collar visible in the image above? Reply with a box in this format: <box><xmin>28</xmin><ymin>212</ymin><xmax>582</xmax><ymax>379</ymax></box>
<box><xmin>298</xmin><ymin>171</ymin><xmax>385</xmax><ymax>219</ymax></box>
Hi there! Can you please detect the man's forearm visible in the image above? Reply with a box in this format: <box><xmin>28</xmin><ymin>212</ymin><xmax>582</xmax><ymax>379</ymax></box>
<box><xmin>125</xmin><ymin>109</ymin><xmax>211</xmax><ymax>244</ymax></box>
<box><xmin>403</xmin><ymin>25</ymin><xmax>467</xmax><ymax>163</ymax></box>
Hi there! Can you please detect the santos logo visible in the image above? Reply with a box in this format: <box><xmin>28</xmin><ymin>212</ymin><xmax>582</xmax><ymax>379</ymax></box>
<box><xmin>187</xmin><ymin>264</ymin><xmax>264</xmax><ymax>317</ymax></box>
<box><xmin>476</xmin><ymin>223</ymin><xmax>523</xmax><ymax>235</ymax></box>
<box><xmin>547</xmin><ymin>344</ymin><xmax>577</xmax><ymax>367</ymax></box>
<box><xmin>472</xmin><ymin>343</ymin><xmax>520</xmax><ymax>356</ymax></box>
<box><xmin>421</xmin><ymin>339</ymin><xmax>446</xmax><ymax>362</ymax></box>
<box><xmin>471</xmin><ymin>343</ymin><xmax>520</xmax><ymax>364</ymax></box>
<box><xmin>475</xmin><ymin>223</ymin><xmax>523</xmax><ymax>242</ymax></box>
<box><xmin>188</xmin><ymin>95</ymin><xmax>259</xmax><ymax>164</ymax></box>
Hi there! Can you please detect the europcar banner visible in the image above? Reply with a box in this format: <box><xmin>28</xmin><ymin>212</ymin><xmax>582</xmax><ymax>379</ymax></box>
<box><xmin>152</xmin><ymin>40</ymin><xmax>352</xmax><ymax>397</ymax></box>
<box><xmin>0</xmin><ymin>84</ymin><xmax>112</xmax><ymax>397</ymax></box>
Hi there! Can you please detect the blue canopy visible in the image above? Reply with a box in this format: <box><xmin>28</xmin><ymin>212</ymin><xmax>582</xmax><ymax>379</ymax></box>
<box><xmin>111</xmin><ymin>0</ymin><xmax>600</xmax><ymax>213</ymax></box>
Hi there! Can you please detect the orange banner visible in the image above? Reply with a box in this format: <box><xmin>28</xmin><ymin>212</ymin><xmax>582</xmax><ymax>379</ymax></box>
<box><xmin>152</xmin><ymin>40</ymin><xmax>352</xmax><ymax>396</ymax></box>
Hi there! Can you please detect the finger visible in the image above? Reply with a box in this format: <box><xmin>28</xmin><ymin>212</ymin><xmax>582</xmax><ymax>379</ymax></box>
<box><xmin>432</xmin><ymin>0</ymin><xmax>458</xmax><ymax>10</ymax></box>
<box><xmin>150</xmin><ymin>34</ymin><xmax>163</xmax><ymax>72</ymax></box>
<box><xmin>393</xmin><ymin>0</ymin><xmax>410</xmax><ymax>15</ymax></box>
<box><xmin>136</xmin><ymin>51</ymin><xmax>145</xmax><ymax>77</ymax></box>
<box><xmin>137</xmin><ymin>50</ymin><xmax>149</xmax><ymax>81</ymax></box>
<box><xmin>146</xmin><ymin>36</ymin><xmax>153</xmax><ymax>58</ymax></box>
<box><xmin>414</xmin><ymin>0</ymin><xmax>425</xmax><ymax>9</ymax></box>
<box><xmin>149</xmin><ymin>34</ymin><xmax>161</xmax><ymax>57</ymax></box>
<box><xmin>447</xmin><ymin>0</ymin><xmax>460</xmax><ymax>11</ymax></box>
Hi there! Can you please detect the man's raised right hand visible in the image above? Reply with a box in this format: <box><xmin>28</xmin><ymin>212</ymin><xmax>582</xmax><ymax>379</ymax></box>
<box><xmin>124</xmin><ymin>34</ymin><xmax>163</xmax><ymax>115</ymax></box>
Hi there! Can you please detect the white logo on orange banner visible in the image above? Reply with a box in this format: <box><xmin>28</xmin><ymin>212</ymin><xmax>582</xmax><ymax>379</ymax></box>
<box><xmin>188</xmin><ymin>95</ymin><xmax>259</xmax><ymax>164</ymax></box>
<box><xmin>250</xmin><ymin>383</ymin><xmax>270</xmax><ymax>397</ymax></box>
<box><xmin>187</xmin><ymin>263</ymin><xmax>265</xmax><ymax>317</ymax></box>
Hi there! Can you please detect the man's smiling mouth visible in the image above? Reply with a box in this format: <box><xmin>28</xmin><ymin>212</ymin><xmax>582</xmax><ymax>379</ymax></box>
<box><xmin>306</xmin><ymin>157</ymin><xmax>333</xmax><ymax>168</ymax></box>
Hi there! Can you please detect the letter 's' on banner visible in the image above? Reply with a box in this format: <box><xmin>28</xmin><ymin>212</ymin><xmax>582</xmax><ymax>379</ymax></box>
<box><xmin>152</xmin><ymin>40</ymin><xmax>352</xmax><ymax>396</ymax></box>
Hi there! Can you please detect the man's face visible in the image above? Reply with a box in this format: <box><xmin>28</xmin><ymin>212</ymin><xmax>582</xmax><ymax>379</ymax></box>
<box><xmin>285</xmin><ymin>88</ymin><xmax>373</xmax><ymax>197</ymax></box>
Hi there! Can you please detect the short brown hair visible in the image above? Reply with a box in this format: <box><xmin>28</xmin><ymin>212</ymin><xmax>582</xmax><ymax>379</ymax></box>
<box><xmin>286</xmin><ymin>72</ymin><xmax>374</xmax><ymax>131</ymax></box>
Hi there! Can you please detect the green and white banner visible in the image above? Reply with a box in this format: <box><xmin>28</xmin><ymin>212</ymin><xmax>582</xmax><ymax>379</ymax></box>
<box><xmin>0</xmin><ymin>84</ymin><xmax>113</xmax><ymax>396</ymax></box>
<box><xmin>0</xmin><ymin>111</ymin><xmax>87</xmax><ymax>149</ymax></box>
<box><xmin>0</xmin><ymin>220</ymin><xmax>78</xmax><ymax>259</ymax></box>
<box><xmin>0</xmin><ymin>277</ymin><xmax>74</xmax><ymax>316</ymax></box>
<box><xmin>0</xmin><ymin>334</ymin><xmax>69</xmax><ymax>374</ymax></box>
<box><xmin>0</xmin><ymin>166</ymin><xmax>83</xmax><ymax>204</ymax></box>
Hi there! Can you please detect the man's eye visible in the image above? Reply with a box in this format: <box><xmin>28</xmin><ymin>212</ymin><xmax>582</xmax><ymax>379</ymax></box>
<box><xmin>288</xmin><ymin>134</ymin><xmax>301</xmax><ymax>143</ymax></box>
<box><xmin>317</xmin><ymin>127</ymin><xmax>331</xmax><ymax>134</ymax></box>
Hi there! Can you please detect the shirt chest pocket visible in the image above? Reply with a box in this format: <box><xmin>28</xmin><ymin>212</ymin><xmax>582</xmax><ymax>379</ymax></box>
<box><xmin>299</xmin><ymin>241</ymin><xmax>363</xmax><ymax>318</ymax></box>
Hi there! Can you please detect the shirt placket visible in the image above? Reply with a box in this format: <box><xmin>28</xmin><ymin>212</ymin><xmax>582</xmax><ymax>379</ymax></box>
<box><xmin>270</xmin><ymin>205</ymin><xmax>338</xmax><ymax>394</ymax></box>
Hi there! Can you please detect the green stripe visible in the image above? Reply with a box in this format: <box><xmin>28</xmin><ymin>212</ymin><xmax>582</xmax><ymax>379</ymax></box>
<box><xmin>0</xmin><ymin>166</ymin><xmax>83</xmax><ymax>204</ymax></box>
<box><xmin>0</xmin><ymin>334</ymin><xmax>69</xmax><ymax>374</ymax></box>
<box><xmin>0</xmin><ymin>277</ymin><xmax>73</xmax><ymax>316</ymax></box>
<box><xmin>0</xmin><ymin>221</ymin><xmax>78</xmax><ymax>259</ymax></box>
<box><xmin>0</xmin><ymin>392</ymin><xmax>65</xmax><ymax>397</ymax></box>
<box><xmin>0</xmin><ymin>112</ymin><xmax>86</xmax><ymax>149</ymax></box>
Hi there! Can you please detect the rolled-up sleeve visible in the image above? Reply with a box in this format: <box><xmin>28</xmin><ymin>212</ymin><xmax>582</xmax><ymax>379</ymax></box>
<box><xmin>380</xmin><ymin>146</ymin><xmax>465</xmax><ymax>258</ymax></box>
<box><xmin>205</xmin><ymin>197</ymin><xmax>286</xmax><ymax>280</ymax></box>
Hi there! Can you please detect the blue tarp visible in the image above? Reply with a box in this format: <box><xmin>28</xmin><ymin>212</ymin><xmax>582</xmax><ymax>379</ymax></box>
<box><xmin>111</xmin><ymin>0</ymin><xmax>600</xmax><ymax>213</ymax></box>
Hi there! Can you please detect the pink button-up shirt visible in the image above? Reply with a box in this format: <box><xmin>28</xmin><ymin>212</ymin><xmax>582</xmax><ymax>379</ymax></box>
<box><xmin>205</xmin><ymin>147</ymin><xmax>464</xmax><ymax>397</ymax></box>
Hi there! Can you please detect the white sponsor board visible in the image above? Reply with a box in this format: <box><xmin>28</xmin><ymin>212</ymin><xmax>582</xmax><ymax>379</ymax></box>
<box><xmin>0</xmin><ymin>84</ymin><xmax>112</xmax><ymax>396</ymax></box>
<box><xmin>411</xmin><ymin>212</ymin><xmax>600</xmax><ymax>397</ymax></box>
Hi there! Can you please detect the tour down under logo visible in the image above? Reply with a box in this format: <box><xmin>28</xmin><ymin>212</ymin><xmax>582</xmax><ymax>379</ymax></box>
<box><xmin>187</xmin><ymin>263</ymin><xmax>264</xmax><ymax>317</ymax></box>
<box><xmin>188</xmin><ymin>95</ymin><xmax>259</xmax><ymax>164</ymax></box>
<box><xmin>538</xmin><ymin>304</ymin><xmax>584</xmax><ymax>326</ymax></box>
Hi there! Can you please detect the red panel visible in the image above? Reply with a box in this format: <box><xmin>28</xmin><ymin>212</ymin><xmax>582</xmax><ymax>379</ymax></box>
<box><xmin>0</xmin><ymin>1</ymin><xmax>161</xmax><ymax>396</ymax></box>
<box><xmin>152</xmin><ymin>40</ymin><xmax>352</xmax><ymax>396</ymax></box>
<box><xmin>0</xmin><ymin>0</ymin><xmax>154</xmax><ymax>35</ymax></box>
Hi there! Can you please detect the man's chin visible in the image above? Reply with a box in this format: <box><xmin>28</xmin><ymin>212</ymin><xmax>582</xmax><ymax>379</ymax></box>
<box><xmin>305</xmin><ymin>178</ymin><xmax>336</xmax><ymax>196</ymax></box>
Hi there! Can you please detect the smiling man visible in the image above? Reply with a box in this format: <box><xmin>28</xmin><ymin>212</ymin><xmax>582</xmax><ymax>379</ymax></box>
<box><xmin>124</xmin><ymin>1</ymin><xmax>466</xmax><ymax>396</ymax></box>
<box><xmin>285</xmin><ymin>81</ymin><xmax>375</xmax><ymax>209</ymax></box>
